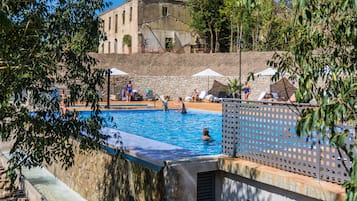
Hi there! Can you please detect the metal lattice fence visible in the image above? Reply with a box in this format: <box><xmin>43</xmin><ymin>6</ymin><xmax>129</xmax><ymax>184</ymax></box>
<box><xmin>222</xmin><ymin>99</ymin><xmax>353</xmax><ymax>184</ymax></box>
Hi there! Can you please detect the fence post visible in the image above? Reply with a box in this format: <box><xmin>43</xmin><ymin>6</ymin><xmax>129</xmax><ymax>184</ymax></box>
<box><xmin>316</xmin><ymin>133</ymin><xmax>321</xmax><ymax>181</ymax></box>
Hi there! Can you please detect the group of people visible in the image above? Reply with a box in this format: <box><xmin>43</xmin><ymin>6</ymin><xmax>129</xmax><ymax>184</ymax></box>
<box><xmin>126</xmin><ymin>80</ymin><xmax>188</xmax><ymax>113</ymax></box>
<box><xmin>124</xmin><ymin>80</ymin><xmax>252</xmax><ymax>115</ymax></box>
<box><xmin>158</xmin><ymin>96</ymin><xmax>186</xmax><ymax>114</ymax></box>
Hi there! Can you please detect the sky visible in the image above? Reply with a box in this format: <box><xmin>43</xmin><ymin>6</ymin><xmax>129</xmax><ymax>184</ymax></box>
<box><xmin>105</xmin><ymin>0</ymin><xmax>125</xmax><ymax>11</ymax></box>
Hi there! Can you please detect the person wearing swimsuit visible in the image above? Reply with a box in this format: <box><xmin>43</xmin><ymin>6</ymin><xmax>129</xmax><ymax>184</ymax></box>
<box><xmin>243</xmin><ymin>81</ymin><xmax>251</xmax><ymax>100</ymax></box>
<box><xmin>178</xmin><ymin>97</ymin><xmax>187</xmax><ymax>114</ymax></box>
<box><xmin>125</xmin><ymin>81</ymin><xmax>133</xmax><ymax>102</ymax></box>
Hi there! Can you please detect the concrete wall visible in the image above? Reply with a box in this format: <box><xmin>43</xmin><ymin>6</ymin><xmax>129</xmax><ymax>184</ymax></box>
<box><xmin>45</xmin><ymin>146</ymin><xmax>344</xmax><ymax>201</ymax></box>
<box><xmin>217</xmin><ymin>158</ymin><xmax>345</xmax><ymax>201</ymax></box>
<box><xmin>163</xmin><ymin>157</ymin><xmax>218</xmax><ymax>201</ymax></box>
<box><xmin>216</xmin><ymin>172</ymin><xmax>319</xmax><ymax>201</ymax></box>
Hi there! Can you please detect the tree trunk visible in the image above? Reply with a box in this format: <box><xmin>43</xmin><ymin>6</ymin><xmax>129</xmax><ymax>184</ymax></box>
<box><xmin>230</xmin><ymin>18</ymin><xmax>233</xmax><ymax>52</ymax></box>
<box><xmin>215</xmin><ymin>30</ymin><xmax>219</xmax><ymax>52</ymax></box>
<box><xmin>209</xmin><ymin>25</ymin><xmax>214</xmax><ymax>53</ymax></box>
<box><xmin>239</xmin><ymin>22</ymin><xmax>243</xmax><ymax>45</ymax></box>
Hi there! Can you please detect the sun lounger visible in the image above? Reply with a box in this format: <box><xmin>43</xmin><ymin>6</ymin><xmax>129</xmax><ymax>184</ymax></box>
<box><xmin>198</xmin><ymin>91</ymin><xmax>207</xmax><ymax>101</ymax></box>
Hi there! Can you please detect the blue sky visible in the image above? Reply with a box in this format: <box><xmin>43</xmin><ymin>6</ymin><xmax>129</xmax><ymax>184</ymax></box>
<box><xmin>105</xmin><ymin>0</ymin><xmax>125</xmax><ymax>11</ymax></box>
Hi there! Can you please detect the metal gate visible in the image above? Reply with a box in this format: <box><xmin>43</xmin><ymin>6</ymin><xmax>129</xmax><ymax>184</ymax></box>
<box><xmin>197</xmin><ymin>171</ymin><xmax>215</xmax><ymax>201</ymax></box>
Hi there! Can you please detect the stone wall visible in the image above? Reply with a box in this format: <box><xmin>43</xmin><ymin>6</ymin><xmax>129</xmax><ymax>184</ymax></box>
<box><xmin>46</xmin><ymin>145</ymin><xmax>166</xmax><ymax>201</ymax></box>
<box><xmin>94</xmin><ymin>52</ymin><xmax>277</xmax><ymax>101</ymax></box>
<box><xmin>107</xmin><ymin>75</ymin><xmax>272</xmax><ymax>101</ymax></box>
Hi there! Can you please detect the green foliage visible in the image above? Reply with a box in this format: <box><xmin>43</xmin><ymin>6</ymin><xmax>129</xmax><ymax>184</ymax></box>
<box><xmin>123</xmin><ymin>34</ymin><xmax>132</xmax><ymax>47</ymax></box>
<box><xmin>227</xmin><ymin>78</ymin><xmax>242</xmax><ymax>98</ymax></box>
<box><xmin>188</xmin><ymin>0</ymin><xmax>227</xmax><ymax>52</ymax></box>
<box><xmin>189</xmin><ymin>0</ymin><xmax>293</xmax><ymax>51</ymax></box>
<box><xmin>269</xmin><ymin>0</ymin><xmax>356</xmax><ymax>199</ymax></box>
<box><xmin>0</xmin><ymin>0</ymin><xmax>109</xmax><ymax>183</ymax></box>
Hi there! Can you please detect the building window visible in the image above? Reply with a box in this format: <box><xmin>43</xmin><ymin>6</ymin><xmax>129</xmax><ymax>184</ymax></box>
<box><xmin>165</xmin><ymin>37</ymin><xmax>173</xmax><ymax>50</ymax></box>
<box><xmin>122</xmin><ymin>10</ymin><xmax>125</xmax><ymax>24</ymax></box>
<box><xmin>162</xmin><ymin>6</ymin><xmax>168</xmax><ymax>17</ymax></box>
<box><xmin>108</xmin><ymin>41</ymin><xmax>111</xmax><ymax>53</ymax></box>
<box><xmin>115</xmin><ymin>14</ymin><xmax>118</xmax><ymax>33</ymax></box>
<box><xmin>108</xmin><ymin>17</ymin><xmax>111</xmax><ymax>31</ymax></box>
<box><xmin>114</xmin><ymin>39</ymin><xmax>118</xmax><ymax>53</ymax></box>
<box><xmin>130</xmin><ymin>7</ymin><xmax>132</xmax><ymax>22</ymax></box>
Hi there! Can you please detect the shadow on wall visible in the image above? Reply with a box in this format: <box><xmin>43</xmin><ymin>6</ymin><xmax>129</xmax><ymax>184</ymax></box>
<box><xmin>97</xmin><ymin>152</ymin><xmax>166</xmax><ymax>201</ymax></box>
<box><xmin>217</xmin><ymin>161</ymin><xmax>263</xmax><ymax>201</ymax></box>
<box><xmin>218</xmin><ymin>160</ymin><xmax>320</xmax><ymax>201</ymax></box>
<box><xmin>173</xmin><ymin>32</ymin><xmax>185</xmax><ymax>53</ymax></box>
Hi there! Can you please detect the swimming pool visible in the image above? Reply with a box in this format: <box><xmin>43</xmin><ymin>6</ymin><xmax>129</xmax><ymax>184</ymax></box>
<box><xmin>81</xmin><ymin>110</ymin><xmax>222</xmax><ymax>155</ymax></box>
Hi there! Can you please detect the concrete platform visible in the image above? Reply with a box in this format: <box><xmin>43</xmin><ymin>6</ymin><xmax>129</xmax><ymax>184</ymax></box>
<box><xmin>102</xmin><ymin>127</ymin><xmax>207</xmax><ymax>170</ymax></box>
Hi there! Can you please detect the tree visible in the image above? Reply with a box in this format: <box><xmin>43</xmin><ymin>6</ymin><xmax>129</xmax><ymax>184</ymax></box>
<box><xmin>254</xmin><ymin>0</ymin><xmax>292</xmax><ymax>51</ymax></box>
<box><xmin>188</xmin><ymin>0</ymin><xmax>224</xmax><ymax>53</ymax></box>
<box><xmin>235</xmin><ymin>0</ymin><xmax>292</xmax><ymax>51</ymax></box>
<box><xmin>0</xmin><ymin>0</ymin><xmax>109</xmax><ymax>185</ymax></box>
<box><xmin>269</xmin><ymin>0</ymin><xmax>356</xmax><ymax>199</ymax></box>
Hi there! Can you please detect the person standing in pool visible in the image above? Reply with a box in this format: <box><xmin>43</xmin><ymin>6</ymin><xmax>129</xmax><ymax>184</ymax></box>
<box><xmin>202</xmin><ymin>128</ymin><xmax>213</xmax><ymax>141</ymax></box>
<box><xmin>160</xmin><ymin>95</ymin><xmax>169</xmax><ymax>112</ymax></box>
<box><xmin>125</xmin><ymin>80</ymin><xmax>133</xmax><ymax>102</ymax></box>
<box><xmin>243</xmin><ymin>81</ymin><xmax>251</xmax><ymax>100</ymax></box>
<box><xmin>177</xmin><ymin>97</ymin><xmax>187</xmax><ymax>114</ymax></box>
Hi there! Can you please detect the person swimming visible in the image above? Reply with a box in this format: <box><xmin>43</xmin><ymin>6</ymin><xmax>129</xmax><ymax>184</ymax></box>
<box><xmin>202</xmin><ymin>128</ymin><xmax>213</xmax><ymax>142</ymax></box>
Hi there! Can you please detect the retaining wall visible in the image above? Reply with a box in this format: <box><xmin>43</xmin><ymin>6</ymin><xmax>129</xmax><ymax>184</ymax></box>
<box><xmin>46</xmin><ymin>146</ymin><xmax>166</xmax><ymax>201</ymax></box>
<box><xmin>45</xmin><ymin>144</ymin><xmax>345</xmax><ymax>201</ymax></box>
<box><xmin>106</xmin><ymin>75</ymin><xmax>272</xmax><ymax>101</ymax></box>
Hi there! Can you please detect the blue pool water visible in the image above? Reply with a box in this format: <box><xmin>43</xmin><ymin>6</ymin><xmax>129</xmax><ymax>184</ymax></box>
<box><xmin>81</xmin><ymin>110</ymin><xmax>222</xmax><ymax>155</ymax></box>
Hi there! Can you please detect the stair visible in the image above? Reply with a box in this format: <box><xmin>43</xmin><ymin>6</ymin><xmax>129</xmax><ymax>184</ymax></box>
<box><xmin>0</xmin><ymin>164</ymin><xmax>28</xmax><ymax>201</ymax></box>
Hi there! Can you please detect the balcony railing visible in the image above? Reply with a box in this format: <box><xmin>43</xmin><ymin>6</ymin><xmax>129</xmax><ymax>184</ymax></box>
<box><xmin>222</xmin><ymin>99</ymin><xmax>354</xmax><ymax>184</ymax></box>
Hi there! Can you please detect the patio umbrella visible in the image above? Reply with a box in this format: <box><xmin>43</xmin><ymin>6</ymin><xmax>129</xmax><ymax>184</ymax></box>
<box><xmin>254</xmin><ymin>67</ymin><xmax>277</xmax><ymax>77</ymax></box>
<box><xmin>110</xmin><ymin>67</ymin><xmax>128</xmax><ymax>76</ymax></box>
<box><xmin>270</xmin><ymin>78</ymin><xmax>297</xmax><ymax>100</ymax></box>
<box><xmin>192</xmin><ymin>68</ymin><xmax>223</xmax><ymax>91</ymax></box>
<box><xmin>106</xmin><ymin>68</ymin><xmax>128</xmax><ymax>108</ymax></box>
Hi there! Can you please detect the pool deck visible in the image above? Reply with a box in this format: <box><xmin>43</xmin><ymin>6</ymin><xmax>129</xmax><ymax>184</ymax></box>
<box><xmin>102</xmin><ymin>127</ymin><xmax>208</xmax><ymax>171</ymax></box>
<box><xmin>70</xmin><ymin>100</ymin><xmax>223</xmax><ymax>112</ymax></box>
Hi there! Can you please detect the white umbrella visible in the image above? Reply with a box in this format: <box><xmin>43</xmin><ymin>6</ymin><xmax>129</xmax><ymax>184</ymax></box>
<box><xmin>110</xmin><ymin>67</ymin><xmax>128</xmax><ymax>75</ymax></box>
<box><xmin>105</xmin><ymin>68</ymin><xmax>128</xmax><ymax>108</ymax></box>
<box><xmin>254</xmin><ymin>67</ymin><xmax>277</xmax><ymax>76</ymax></box>
<box><xmin>193</xmin><ymin>68</ymin><xmax>223</xmax><ymax>91</ymax></box>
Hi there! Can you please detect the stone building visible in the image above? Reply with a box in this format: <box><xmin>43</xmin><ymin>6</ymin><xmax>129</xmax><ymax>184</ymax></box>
<box><xmin>99</xmin><ymin>0</ymin><xmax>194</xmax><ymax>54</ymax></box>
